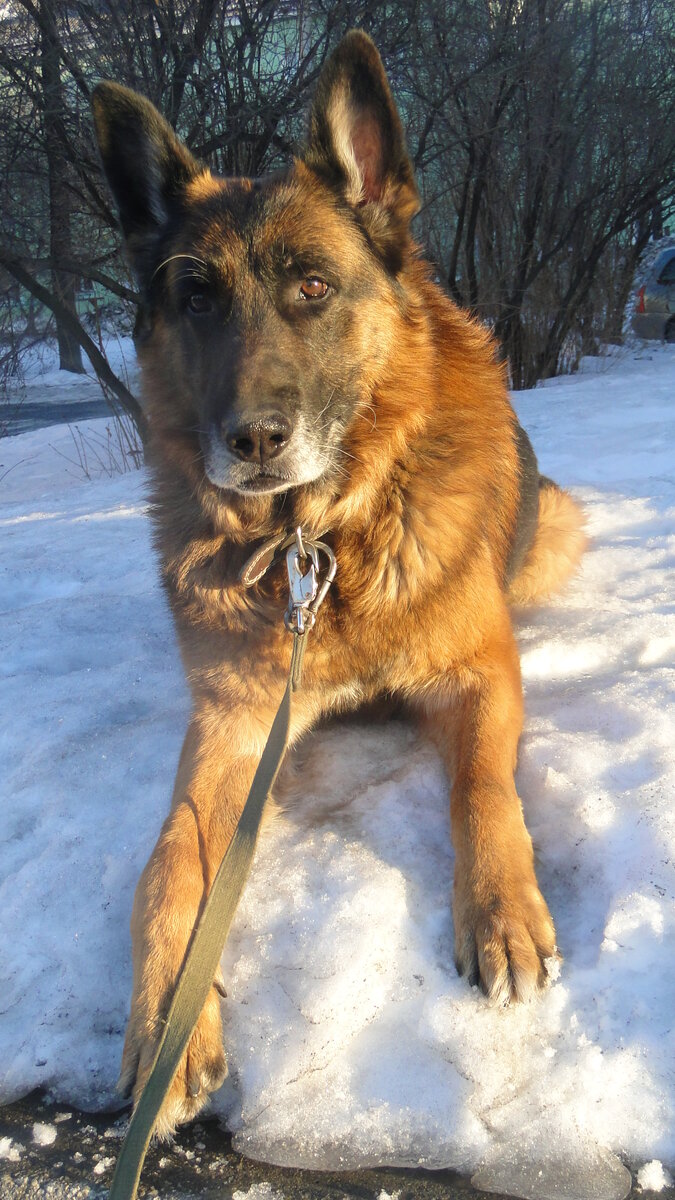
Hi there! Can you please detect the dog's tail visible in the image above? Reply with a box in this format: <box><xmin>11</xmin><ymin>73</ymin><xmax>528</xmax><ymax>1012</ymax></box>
<box><xmin>508</xmin><ymin>477</ymin><xmax>587</xmax><ymax>606</ymax></box>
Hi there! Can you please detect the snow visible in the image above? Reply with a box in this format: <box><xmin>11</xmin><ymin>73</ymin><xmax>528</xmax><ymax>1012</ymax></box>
<box><xmin>6</xmin><ymin>332</ymin><xmax>137</xmax><ymax>392</ymax></box>
<box><xmin>232</xmin><ymin>1187</ymin><xmax>284</xmax><ymax>1200</ymax></box>
<box><xmin>0</xmin><ymin>1136</ymin><xmax>22</xmax><ymax>1162</ymax></box>
<box><xmin>1</xmin><ymin>344</ymin><xmax>674</xmax><ymax>1197</ymax></box>
<box><xmin>92</xmin><ymin>1155</ymin><xmax>115</xmax><ymax>1175</ymax></box>
<box><xmin>32</xmin><ymin>1122</ymin><xmax>57</xmax><ymax>1146</ymax></box>
<box><xmin>637</xmin><ymin>1161</ymin><xmax>674</xmax><ymax>1192</ymax></box>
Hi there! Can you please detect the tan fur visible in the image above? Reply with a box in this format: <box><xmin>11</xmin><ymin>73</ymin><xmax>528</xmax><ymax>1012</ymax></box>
<box><xmin>120</xmin><ymin>263</ymin><xmax>577</xmax><ymax>1135</ymax></box>
<box><xmin>93</xmin><ymin>34</ymin><xmax>587</xmax><ymax>1139</ymax></box>
<box><xmin>509</xmin><ymin>484</ymin><xmax>587</xmax><ymax>605</ymax></box>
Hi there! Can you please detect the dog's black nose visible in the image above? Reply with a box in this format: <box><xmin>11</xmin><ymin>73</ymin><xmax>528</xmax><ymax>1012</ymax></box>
<box><xmin>225</xmin><ymin>413</ymin><xmax>292</xmax><ymax>464</ymax></box>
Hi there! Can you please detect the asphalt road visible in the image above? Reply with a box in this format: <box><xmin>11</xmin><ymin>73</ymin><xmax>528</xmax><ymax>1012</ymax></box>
<box><xmin>1</xmin><ymin>399</ymin><xmax>114</xmax><ymax>437</ymax></box>
<box><xmin>1</xmin><ymin>375</ymin><xmax>126</xmax><ymax>438</ymax></box>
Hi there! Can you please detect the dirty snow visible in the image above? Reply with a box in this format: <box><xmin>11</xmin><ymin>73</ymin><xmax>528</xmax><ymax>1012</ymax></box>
<box><xmin>1</xmin><ymin>344</ymin><xmax>674</xmax><ymax>1198</ymax></box>
<box><xmin>637</xmin><ymin>1160</ymin><xmax>674</xmax><ymax>1192</ymax></box>
<box><xmin>92</xmin><ymin>1155</ymin><xmax>116</xmax><ymax>1175</ymax></box>
<box><xmin>32</xmin><ymin>1122</ymin><xmax>57</xmax><ymax>1146</ymax></box>
<box><xmin>232</xmin><ymin>1185</ymin><xmax>285</xmax><ymax>1200</ymax></box>
<box><xmin>0</xmin><ymin>1136</ymin><xmax>22</xmax><ymax>1162</ymax></box>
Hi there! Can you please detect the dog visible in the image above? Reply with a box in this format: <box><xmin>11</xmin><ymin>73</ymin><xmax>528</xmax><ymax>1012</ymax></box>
<box><xmin>92</xmin><ymin>30</ymin><xmax>586</xmax><ymax>1137</ymax></box>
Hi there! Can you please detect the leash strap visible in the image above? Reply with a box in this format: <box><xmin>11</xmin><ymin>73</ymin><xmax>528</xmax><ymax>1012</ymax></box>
<box><xmin>108</xmin><ymin>633</ymin><xmax>307</xmax><ymax>1200</ymax></box>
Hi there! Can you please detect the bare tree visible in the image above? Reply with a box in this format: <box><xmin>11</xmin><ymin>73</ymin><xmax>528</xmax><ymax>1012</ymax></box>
<box><xmin>0</xmin><ymin>0</ymin><xmax>414</xmax><ymax>430</ymax></box>
<box><xmin>406</xmin><ymin>0</ymin><xmax>675</xmax><ymax>386</ymax></box>
<box><xmin>0</xmin><ymin>0</ymin><xmax>673</xmax><ymax>419</ymax></box>
<box><xmin>38</xmin><ymin>0</ymin><xmax>85</xmax><ymax>372</ymax></box>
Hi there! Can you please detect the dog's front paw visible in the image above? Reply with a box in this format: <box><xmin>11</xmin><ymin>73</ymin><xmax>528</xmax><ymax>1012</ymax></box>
<box><xmin>118</xmin><ymin>982</ymin><xmax>227</xmax><ymax>1139</ymax></box>
<box><xmin>453</xmin><ymin>864</ymin><xmax>558</xmax><ymax>1005</ymax></box>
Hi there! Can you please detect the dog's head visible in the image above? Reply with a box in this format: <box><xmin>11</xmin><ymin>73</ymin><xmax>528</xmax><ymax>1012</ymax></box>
<box><xmin>92</xmin><ymin>32</ymin><xmax>419</xmax><ymax>499</ymax></box>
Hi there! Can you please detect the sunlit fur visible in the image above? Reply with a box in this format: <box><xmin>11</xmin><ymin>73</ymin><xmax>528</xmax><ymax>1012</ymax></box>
<box><xmin>508</xmin><ymin>483</ymin><xmax>587</xmax><ymax>606</ymax></box>
<box><xmin>93</xmin><ymin>31</ymin><xmax>586</xmax><ymax>1139</ymax></box>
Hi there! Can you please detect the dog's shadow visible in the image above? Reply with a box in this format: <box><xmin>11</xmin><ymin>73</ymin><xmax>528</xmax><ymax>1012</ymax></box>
<box><xmin>274</xmin><ymin>706</ymin><xmax>452</xmax><ymax>900</ymax></box>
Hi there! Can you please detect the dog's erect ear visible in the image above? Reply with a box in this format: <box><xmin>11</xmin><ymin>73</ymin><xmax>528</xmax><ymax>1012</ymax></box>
<box><xmin>303</xmin><ymin>31</ymin><xmax>419</xmax><ymax>263</ymax></box>
<box><xmin>92</xmin><ymin>82</ymin><xmax>201</xmax><ymax>278</ymax></box>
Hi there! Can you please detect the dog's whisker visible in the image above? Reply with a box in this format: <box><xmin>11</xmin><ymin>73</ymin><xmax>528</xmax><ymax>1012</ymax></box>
<box><xmin>356</xmin><ymin>402</ymin><xmax>377</xmax><ymax>429</ymax></box>
<box><xmin>151</xmin><ymin>253</ymin><xmax>209</xmax><ymax>283</ymax></box>
<box><xmin>172</xmin><ymin>270</ymin><xmax>210</xmax><ymax>285</ymax></box>
<box><xmin>312</xmin><ymin>390</ymin><xmax>335</xmax><ymax>427</ymax></box>
<box><xmin>335</xmin><ymin>446</ymin><xmax>359</xmax><ymax>464</ymax></box>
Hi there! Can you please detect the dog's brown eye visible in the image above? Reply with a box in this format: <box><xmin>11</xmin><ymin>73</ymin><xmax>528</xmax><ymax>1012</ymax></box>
<box><xmin>299</xmin><ymin>277</ymin><xmax>328</xmax><ymax>300</ymax></box>
<box><xmin>186</xmin><ymin>291</ymin><xmax>212</xmax><ymax>315</ymax></box>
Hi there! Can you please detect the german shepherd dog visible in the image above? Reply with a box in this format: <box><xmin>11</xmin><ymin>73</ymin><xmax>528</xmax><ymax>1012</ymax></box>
<box><xmin>92</xmin><ymin>31</ymin><xmax>586</xmax><ymax>1136</ymax></box>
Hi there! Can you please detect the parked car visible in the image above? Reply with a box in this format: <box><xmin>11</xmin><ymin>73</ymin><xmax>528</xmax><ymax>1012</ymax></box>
<box><xmin>632</xmin><ymin>247</ymin><xmax>675</xmax><ymax>341</ymax></box>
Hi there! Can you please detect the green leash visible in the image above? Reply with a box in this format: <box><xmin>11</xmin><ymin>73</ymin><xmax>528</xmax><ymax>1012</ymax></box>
<box><xmin>108</xmin><ymin>530</ymin><xmax>335</xmax><ymax>1200</ymax></box>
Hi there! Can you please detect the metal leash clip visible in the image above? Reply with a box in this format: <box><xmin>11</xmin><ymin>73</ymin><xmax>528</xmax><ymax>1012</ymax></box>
<box><xmin>284</xmin><ymin>526</ymin><xmax>336</xmax><ymax>634</ymax></box>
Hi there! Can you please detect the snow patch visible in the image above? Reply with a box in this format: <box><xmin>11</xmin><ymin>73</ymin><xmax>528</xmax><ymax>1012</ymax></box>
<box><xmin>1</xmin><ymin>346</ymin><xmax>675</xmax><ymax>1193</ymax></box>
<box><xmin>5</xmin><ymin>333</ymin><xmax>137</xmax><ymax>389</ymax></box>
<box><xmin>473</xmin><ymin>1132</ymin><xmax>632</xmax><ymax>1200</ymax></box>
<box><xmin>637</xmin><ymin>1160</ymin><xmax>674</xmax><ymax>1191</ymax></box>
<box><xmin>93</xmin><ymin>1156</ymin><xmax>116</xmax><ymax>1175</ymax></box>
<box><xmin>232</xmin><ymin>1186</ymin><xmax>285</xmax><ymax>1200</ymax></box>
<box><xmin>32</xmin><ymin>1122</ymin><xmax>57</xmax><ymax>1146</ymax></box>
<box><xmin>0</xmin><ymin>1136</ymin><xmax>22</xmax><ymax>1161</ymax></box>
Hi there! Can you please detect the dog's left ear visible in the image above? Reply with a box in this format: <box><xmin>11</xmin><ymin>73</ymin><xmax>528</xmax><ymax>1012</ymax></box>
<box><xmin>303</xmin><ymin>30</ymin><xmax>419</xmax><ymax>266</ymax></box>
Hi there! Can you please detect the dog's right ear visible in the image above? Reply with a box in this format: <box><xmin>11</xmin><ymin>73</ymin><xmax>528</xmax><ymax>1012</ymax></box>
<box><xmin>92</xmin><ymin>83</ymin><xmax>201</xmax><ymax>278</ymax></box>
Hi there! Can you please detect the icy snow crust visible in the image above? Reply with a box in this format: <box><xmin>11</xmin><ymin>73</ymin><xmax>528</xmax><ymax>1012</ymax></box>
<box><xmin>1</xmin><ymin>346</ymin><xmax>674</xmax><ymax>1194</ymax></box>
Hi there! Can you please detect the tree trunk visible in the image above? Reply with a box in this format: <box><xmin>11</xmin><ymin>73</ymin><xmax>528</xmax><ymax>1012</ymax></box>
<box><xmin>40</xmin><ymin>1</ymin><xmax>84</xmax><ymax>374</ymax></box>
<box><xmin>0</xmin><ymin>248</ymin><xmax>148</xmax><ymax>443</ymax></box>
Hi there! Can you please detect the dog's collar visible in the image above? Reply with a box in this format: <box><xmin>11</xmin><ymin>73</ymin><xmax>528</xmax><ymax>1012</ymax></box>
<box><xmin>239</xmin><ymin>532</ymin><xmax>288</xmax><ymax>587</ymax></box>
<box><xmin>239</xmin><ymin>528</ymin><xmax>330</xmax><ymax>588</ymax></box>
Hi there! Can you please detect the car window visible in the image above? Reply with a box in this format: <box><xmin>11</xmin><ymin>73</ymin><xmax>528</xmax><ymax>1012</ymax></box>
<box><xmin>657</xmin><ymin>255</ymin><xmax>675</xmax><ymax>284</ymax></box>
